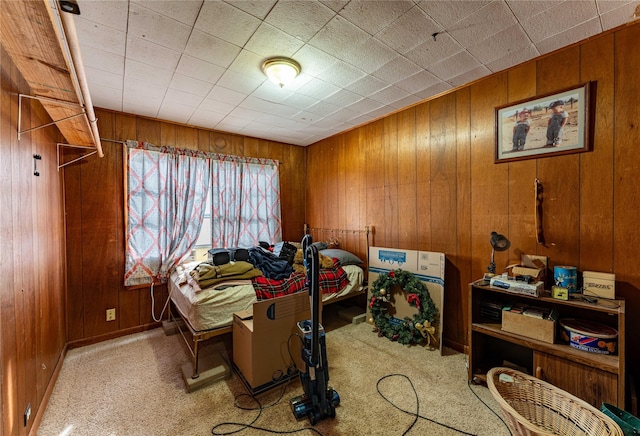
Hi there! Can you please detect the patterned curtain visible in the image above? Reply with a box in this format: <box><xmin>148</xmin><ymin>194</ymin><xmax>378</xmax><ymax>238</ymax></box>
<box><xmin>124</xmin><ymin>141</ymin><xmax>211</xmax><ymax>286</ymax></box>
<box><xmin>211</xmin><ymin>157</ymin><xmax>281</xmax><ymax>248</ymax></box>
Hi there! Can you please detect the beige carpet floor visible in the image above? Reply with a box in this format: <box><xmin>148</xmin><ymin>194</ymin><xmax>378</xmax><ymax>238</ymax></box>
<box><xmin>37</xmin><ymin>306</ymin><xmax>511</xmax><ymax>435</ymax></box>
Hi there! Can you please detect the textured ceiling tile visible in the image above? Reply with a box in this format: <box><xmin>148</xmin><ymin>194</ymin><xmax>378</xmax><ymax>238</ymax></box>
<box><xmin>376</xmin><ymin>5</ymin><xmax>441</xmax><ymax>54</ymax></box>
<box><xmin>371</xmin><ymin>56</ymin><xmax>423</xmax><ymax>85</ymax></box>
<box><xmin>126</xmin><ymin>37</ymin><xmax>182</xmax><ymax>70</ymax></box>
<box><xmin>323</xmin><ymin>89</ymin><xmax>363</xmax><ymax>107</ymax></box>
<box><xmin>447</xmin><ymin>65</ymin><xmax>491</xmax><ymax>88</ymax></box>
<box><xmin>251</xmin><ymin>83</ymin><xmax>294</xmax><ymax>104</ymax></box>
<box><xmin>157</xmin><ymin>103</ymin><xmax>195</xmax><ymax>124</ymax></box>
<box><xmin>265</xmin><ymin>1</ymin><xmax>336</xmax><ymax>42</ymax></box>
<box><xmin>418</xmin><ymin>0</ymin><xmax>491</xmax><ymax>28</ymax></box>
<box><xmin>123</xmin><ymin>101</ymin><xmax>160</xmax><ymax>118</ymax></box>
<box><xmin>448</xmin><ymin>1</ymin><xmax>517</xmax><ymax>48</ymax></box>
<box><xmin>342</xmin><ymin>37</ymin><xmax>398</xmax><ymax>73</ymax></box>
<box><xmin>308</xmin><ymin>15</ymin><xmax>370</xmax><ymax>54</ymax></box>
<box><xmin>225</xmin><ymin>0</ymin><xmax>279</xmax><ymax>20</ymax></box>
<box><xmin>176</xmin><ymin>55</ymin><xmax>226</xmax><ymax>84</ymax></box>
<box><xmin>80</xmin><ymin>45</ymin><xmax>124</xmax><ymax>75</ymax></box>
<box><xmin>535</xmin><ymin>18</ymin><xmax>602</xmax><ymax>54</ymax></box>
<box><xmin>413</xmin><ymin>81</ymin><xmax>452</xmax><ymax>100</ymax></box>
<box><xmin>215</xmin><ymin>69</ymin><xmax>263</xmax><ymax>95</ymax></box>
<box><xmin>199</xmin><ymin>98</ymin><xmax>237</xmax><ymax>115</ymax></box>
<box><xmin>84</xmin><ymin>65</ymin><xmax>122</xmax><ymax>92</ymax></box>
<box><xmin>601</xmin><ymin>2</ymin><xmax>640</xmax><ymax>30</ymax></box>
<box><xmin>293</xmin><ymin>45</ymin><xmax>340</xmax><ymax>78</ymax></box>
<box><xmin>506</xmin><ymin>0</ymin><xmax>558</xmax><ymax>21</ymax></box>
<box><xmin>189</xmin><ymin>108</ymin><xmax>226</xmax><ymax>127</ymax></box>
<box><xmin>428</xmin><ymin>51</ymin><xmax>482</xmax><ymax>82</ymax></box>
<box><xmin>283</xmin><ymin>93</ymin><xmax>320</xmax><ymax>110</ymax></box>
<box><xmin>296</xmin><ymin>79</ymin><xmax>341</xmax><ymax>100</ymax></box>
<box><xmin>369</xmin><ymin>85</ymin><xmax>412</xmax><ymax>105</ymax></box>
<box><xmin>394</xmin><ymin>69</ymin><xmax>441</xmax><ymax>94</ymax></box>
<box><xmin>125</xmin><ymin>58</ymin><xmax>173</xmax><ymax>87</ymax></box>
<box><xmin>169</xmin><ymin>74</ymin><xmax>214</xmax><ymax>97</ymax></box>
<box><xmin>133</xmin><ymin>0</ymin><xmax>202</xmax><ymax>26</ymax></box>
<box><xmin>346</xmin><ymin>74</ymin><xmax>388</xmax><ymax>96</ymax></box>
<box><xmin>405</xmin><ymin>32</ymin><xmax>464</xmax><ymax>70</ymax></box>
<box><xmin>467</xmin><ymin>24</ymin><xmax>531</xmax><ymax>64</ymax></box>
<box><xmin>320</xmin><ymin>0</ymin><xmax>350</xmax><ymax>13</ymax></box>
<box><xmin>205</xmin><ymin>85</ymin><xmax>247</xmax><ymax>106</ymax></box>
<box><xmin>339</xmin><ymin>0</ymin><xmax>414</xmax><ymax>35</ymax></box>
<box><xmin>315</xmin><ymin>60</ymin><xmax>366</xmax><ymax>87</ymax></box>
<box><xmin>307</xmin><ymin>100</ymin><xmax>343</xmax><ymax>117</ymax></box>
<box><xmin>486</xmin><ymin>44</ymin><xmax>540</xmax><ymax>73</ymax></box>
<box><xmin>124</xmin><ymin>76</ymin><xmax>166</xmax><ymax>101</ymax></box>
<box><xmin>195</xmin><ymin>1</ymin><xmax>262</xmax><ymax>46</ymax></box>
<box><xmin>75</xmin><ymin>17</ymin><xmax>126</xmax><ymax>56</ymax></box>
<box><xmin>522</xmin><ymin>1</ymin><xmax>599</xmax><ymax>43</ymax></box>
<box><xmin>128</xmin><ymin>3</ymin><xmax>192</xmax><ymax>51</ymax></box>
<box><xmin>163</xmin><ymin>88</ymin><xmax>204</xmax><ymax>107</ymax></box>
<box><xmin>388</xmin><ymin>93</ymin><xmax>422</xmax><ymax>110</ymax></box>
<box><xmin>87</xmin><ymin>84</ymin><xmax>123</xmax><ymax>111</ymax></box>
<box><xmin>77</xmin><ymin>0</ymin><xmax>129</xmax><ymax>32</ymax></box>
<box><xmin>244</xmin><ymin>23</ymin><xmax>305</xmax><ymax>58</ymax></box>
<box><xmin>227</xmin><ymin>50</ymin><xmax>268</xmax><ymax>81</ymax></box>
<box><xmin>184</xmin><ymin>30</ymin><xmax>242</xmax><ymax>68</ymax></box>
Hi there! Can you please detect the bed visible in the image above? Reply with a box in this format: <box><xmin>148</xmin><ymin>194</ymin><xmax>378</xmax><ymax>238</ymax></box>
<box><xmin>166</xmin><ymin>225</ymin><xmax>371</xmax><ymax>382</ymax></box>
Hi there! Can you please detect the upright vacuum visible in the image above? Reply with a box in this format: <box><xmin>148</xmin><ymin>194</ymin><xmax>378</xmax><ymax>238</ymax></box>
<box><xmin>290</xmin><ymin>235</ymin><xmax>340</xmax><ymax>425</ymax></box>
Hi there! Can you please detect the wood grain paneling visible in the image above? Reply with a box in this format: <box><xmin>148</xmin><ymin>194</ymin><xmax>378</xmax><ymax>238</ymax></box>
<box><xmin>1</xmin><ymin>45</ymin><xmax>66</xmax><ymax>436</ymax></box>
<box><xmin>305</xmin><ymin>23</ymin><xmax>640</xmax><ymax>368</ymax></box>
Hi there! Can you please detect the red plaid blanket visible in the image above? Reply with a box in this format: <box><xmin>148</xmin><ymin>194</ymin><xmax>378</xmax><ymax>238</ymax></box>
<box><xmin>252</xmin><ymin>265</ymin><xmax>350</xmax><ymax>300</ymax></box>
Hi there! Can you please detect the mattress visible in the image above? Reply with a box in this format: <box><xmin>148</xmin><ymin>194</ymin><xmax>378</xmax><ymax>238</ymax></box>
<box><xmin>169</xmin><ymin>262</ymin><xmax>365</xmax><ymax>332</ymax></box>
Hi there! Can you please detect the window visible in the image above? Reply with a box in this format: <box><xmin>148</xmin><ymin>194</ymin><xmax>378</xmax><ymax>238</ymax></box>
<box><xmin>124</xmin><ymin>140</ymin><xmax>282</xmax><ymax>286</ymax></box>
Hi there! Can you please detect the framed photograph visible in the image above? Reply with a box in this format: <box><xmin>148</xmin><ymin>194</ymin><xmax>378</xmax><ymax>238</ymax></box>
<box><xmin>495</xmin><ymin>82</ymin><xmax>595</xmax><ymax>163</ymax></box>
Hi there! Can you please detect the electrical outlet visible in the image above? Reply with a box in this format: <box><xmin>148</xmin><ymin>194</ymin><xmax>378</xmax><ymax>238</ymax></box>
<box><xmin>24</xmin><ymin>403</ymin><xmax>31</xmax><ymax>427</ymax></box>
<box><xmin>106</xmin><ymin>308</ymin><xmax>116</xmax><ymax>321</ymax></box>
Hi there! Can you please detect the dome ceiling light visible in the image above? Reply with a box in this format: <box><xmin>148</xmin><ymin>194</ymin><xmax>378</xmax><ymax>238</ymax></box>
<box><xmin>261</xmin><ymin>57</ymin><xmax>301</xmax><ymax>88</ymax></box>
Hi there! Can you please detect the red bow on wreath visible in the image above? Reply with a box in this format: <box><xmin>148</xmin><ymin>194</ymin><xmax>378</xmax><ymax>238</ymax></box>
<box><xmin>369</xmin><ymin>296</ymin><xmax>376</xmax><ymax>308</ymax></box>
<box><xmin>407</xmin><ymin>293</ymin><xmax>421</xmax><ymax>310</ymax></box>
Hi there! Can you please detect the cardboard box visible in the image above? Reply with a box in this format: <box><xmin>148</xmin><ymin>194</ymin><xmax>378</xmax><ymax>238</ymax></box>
<box><xmin>583</xmin><ymin>271</ymin><xmax>615</xmax><ymax>299</ymax></box>
<box><xmin>501</xmin><ymin>309</ymin><xmax>555</xmax><ymax>343</ymax></box>
<box><xmin>233</xmin><ymin>291</ymin><xmax>311</xmax><ymax>394</ymax></box>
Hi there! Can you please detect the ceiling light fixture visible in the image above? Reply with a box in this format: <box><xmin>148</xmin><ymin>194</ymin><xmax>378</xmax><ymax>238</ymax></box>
<box><xmin>262</xmin><ymin>57</ymin><xmax>301</xmax><ymax>88</ymax></box>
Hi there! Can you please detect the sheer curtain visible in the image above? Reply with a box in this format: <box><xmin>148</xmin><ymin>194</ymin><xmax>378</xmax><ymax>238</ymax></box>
<box><xmin>211</xmin><ymin>156</ymin><xmax>282</xmax><ymax>248</ymax></box>
<box><xmin>124</xmin><ymin>141</ymin><xmax>211</xmax><ymax>286</ymax></box>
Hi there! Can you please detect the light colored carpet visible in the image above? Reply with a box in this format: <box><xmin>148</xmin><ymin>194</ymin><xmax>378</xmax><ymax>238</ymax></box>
<box><xmin>37</xmin><ymin>307</ymin><xmax>511</xmax><ymax>435</ymax></box>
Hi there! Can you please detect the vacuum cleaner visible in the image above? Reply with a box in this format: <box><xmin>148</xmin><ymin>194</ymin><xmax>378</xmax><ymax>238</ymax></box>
<box><xmin>290</xmin><ymin>235</ymin><xmax>340</xmax><ymax>425</ymax></box>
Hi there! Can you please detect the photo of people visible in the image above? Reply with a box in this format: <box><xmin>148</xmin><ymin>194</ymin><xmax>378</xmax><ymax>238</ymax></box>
<box><xmin>495</xmin><ymin>84</ymin><xmax>590</xmax><ymax>162</ymax></box>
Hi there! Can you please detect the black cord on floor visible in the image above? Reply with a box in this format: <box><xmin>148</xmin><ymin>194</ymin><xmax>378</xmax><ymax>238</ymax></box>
<box><xmin>465</xmin><ymin>379</ymin><xmax>513</xmax><ymax>436</ymax></box>
<box><xmin>377</xmin><ymin>373</ymin><xmax>513</xmax><ymax>435</ymax></box>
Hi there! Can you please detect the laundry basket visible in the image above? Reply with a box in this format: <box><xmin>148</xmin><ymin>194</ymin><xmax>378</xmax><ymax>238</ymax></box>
<box><xmin>487</xmin><ymin>367</ymin><xmax>623</xmax><ymax>436</ymax></box>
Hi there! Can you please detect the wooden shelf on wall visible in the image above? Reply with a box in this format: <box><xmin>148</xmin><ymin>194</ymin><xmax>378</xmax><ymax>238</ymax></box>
<box><xmin>1</xmin><ymin>0</ymin><xmax>102</xmax><ymax>155</ymax></box>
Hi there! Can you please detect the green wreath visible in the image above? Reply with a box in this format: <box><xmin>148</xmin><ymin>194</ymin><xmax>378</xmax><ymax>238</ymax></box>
<box><xmin>368</xmin><ymin>269</ymin><xmax>438</xmax><ymax>345</ymax></box>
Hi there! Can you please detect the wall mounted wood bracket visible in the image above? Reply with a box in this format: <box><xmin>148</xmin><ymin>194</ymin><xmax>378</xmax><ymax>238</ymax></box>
<box><xmin>18</xmin><ymin>94</ymin><xmax>85</xmax><ymax>140</ymax></box>
<box><xmin>57</xmin><ymin>143</ymin><xmax>97</xmax><ymax>170</ymax></box>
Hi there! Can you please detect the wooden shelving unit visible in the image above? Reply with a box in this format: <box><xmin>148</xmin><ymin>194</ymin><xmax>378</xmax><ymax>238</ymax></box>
<box><xmin>468</xmin><ymin>280</ymin><xmax>625</xmax><ymax>409</ymax></box>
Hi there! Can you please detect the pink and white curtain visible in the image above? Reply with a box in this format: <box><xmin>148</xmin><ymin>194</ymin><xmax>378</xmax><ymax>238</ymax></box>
<box><xmin>211</xmin><ymin>156</ymin><xmax>282</xmax><ymax>248</ymax></box>
<box><xmin>124</xmin><ymin>141</ymin><xmax>211</xmax><ymax>286</ymax></box>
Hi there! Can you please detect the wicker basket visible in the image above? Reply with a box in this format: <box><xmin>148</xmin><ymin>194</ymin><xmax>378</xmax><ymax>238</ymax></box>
<box><xmin>487</xmin><ymin>367</ymin><xmax>623</xmax><ymax>436</ymax></box>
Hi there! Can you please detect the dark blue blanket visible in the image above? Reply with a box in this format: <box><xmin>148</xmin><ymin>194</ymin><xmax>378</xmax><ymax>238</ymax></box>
<box><xmin>248</xmin><ymin>247</ymin><xmax>293</xmax><ymax>280</ymax></box>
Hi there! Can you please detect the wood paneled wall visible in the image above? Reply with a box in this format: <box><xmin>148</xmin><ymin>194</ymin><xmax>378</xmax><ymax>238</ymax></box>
<box><xmin>306</xmin><ymin>23</ymin><xmax>640</xmax><ymax>382</ymax></box>
<box><xmin>63</xmin><ymin>110</ymin><xmax>307</xmax><ymax>343</ymax></box>
<box><xmin>0</xmin><ymin>47</ymin><xmax>66</xmax><ymax>436</ymax></box>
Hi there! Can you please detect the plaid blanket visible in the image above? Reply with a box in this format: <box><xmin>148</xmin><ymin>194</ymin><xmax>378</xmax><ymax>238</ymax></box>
<box><xmin>252</xmin><ymin>265</ymin><xmax>350</xmax><ymax>300</ymax></box>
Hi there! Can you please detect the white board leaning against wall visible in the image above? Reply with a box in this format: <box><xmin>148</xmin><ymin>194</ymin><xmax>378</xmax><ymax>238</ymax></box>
<box><xmin>367</xmin><ymin>247</ymin><xmax>445</xmax><ymax>355</ymax></box>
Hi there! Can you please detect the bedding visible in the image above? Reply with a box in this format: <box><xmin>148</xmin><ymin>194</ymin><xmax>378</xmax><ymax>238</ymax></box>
<box><xmin>170</xmin><ymin>259</ymin><xmax>364</xmax><ymax>333</ymax></box>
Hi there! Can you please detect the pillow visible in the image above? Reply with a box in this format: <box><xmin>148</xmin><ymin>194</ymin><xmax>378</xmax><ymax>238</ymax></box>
<box><xmin>319</xmin><ymin>248</ymin><xmax>363</xmax><ymax>266</ymax></box>
<box><xmin>311</xmin><ymin>241</ymin><xmax>328</xmax><ymax>250</ymax></box>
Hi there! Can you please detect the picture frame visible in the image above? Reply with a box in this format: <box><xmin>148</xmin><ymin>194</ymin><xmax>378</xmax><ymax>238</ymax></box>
<box><xmin>495</xmin><ymin>82</ymin><xmax>595</xmax><ymax>163</ymax></box>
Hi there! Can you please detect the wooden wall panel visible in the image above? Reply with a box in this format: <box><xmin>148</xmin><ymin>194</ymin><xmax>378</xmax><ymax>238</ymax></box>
<box><xmin>1</xmin><ymin>45</ymin><xmax>66</xmax><ymax>436</ymax></box>
<box><xmin>415</xmin><ymin>102</ymin><xmax>431</xmax><ymax>251</ymax></box>
<box><xmin>613</xmin><ymin>23</ymin><xmax>640</xmax><ymax>374</ymax></box>
<box><xmin>305</xmin><ymin>23</ymin><xmax>640</xmax><ymax>362</ymax></box>
<box><xmin>505</xmin><ymin>64</ymin><xmax>538</xmax><ymax>259</ymax></box>
<box><xmin>397</xmin><ymin>108</ymin><xmax>417</xmax><ymax>249</ymax></box>
<box><xmin>64</xmin><ymin>110</ymin><xmax>307</xmax><ymax>343</ymax></box>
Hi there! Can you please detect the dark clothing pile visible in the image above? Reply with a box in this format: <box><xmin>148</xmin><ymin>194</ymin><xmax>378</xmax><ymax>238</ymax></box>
<box><xmin>248</xmin><ymin>247</ymin><xmax>293</xmax><ymax>280</ymax></box>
